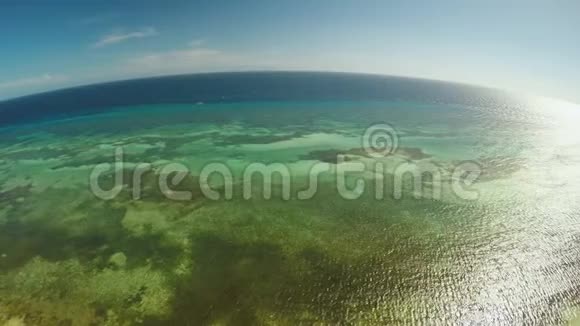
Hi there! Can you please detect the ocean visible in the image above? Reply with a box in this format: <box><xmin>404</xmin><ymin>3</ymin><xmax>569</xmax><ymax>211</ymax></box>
<box><xmin>1</xmin><ymin>72</ymin><xmax>580</xmax><ymax>325</ymax></box>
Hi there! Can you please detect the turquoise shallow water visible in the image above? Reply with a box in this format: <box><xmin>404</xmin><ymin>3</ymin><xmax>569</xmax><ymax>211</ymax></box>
<box><xmin>1</xmin><ymin>95</ymin><xmax>580</xmax><ymax>325</ymax></box>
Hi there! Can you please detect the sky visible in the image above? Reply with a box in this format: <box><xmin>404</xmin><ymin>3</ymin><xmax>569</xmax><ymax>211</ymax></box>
<box><xmin>1</xmin><ymin>0</ymin><xmax>579</xmax><ymax>103</ymax></box>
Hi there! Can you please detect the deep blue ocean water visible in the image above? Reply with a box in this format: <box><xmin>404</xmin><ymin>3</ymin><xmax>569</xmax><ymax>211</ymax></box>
<box><xmin>0</xmin><ymin>72</ymin><xmax>519</xmax><ymax>127</ymax></box>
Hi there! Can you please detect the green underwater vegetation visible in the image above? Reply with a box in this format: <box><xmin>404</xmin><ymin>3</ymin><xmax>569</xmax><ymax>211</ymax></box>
<box><xmin>1</xmin><ymin>101</ymin><xmax>580</xmax><ymax>325</ymax></box>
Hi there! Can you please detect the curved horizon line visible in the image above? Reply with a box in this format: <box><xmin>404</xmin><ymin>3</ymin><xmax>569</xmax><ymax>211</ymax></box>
<box><xmin>0</xmin><ymin>70</ymin><xmax>514</xmax><ymax>104</ymax></box>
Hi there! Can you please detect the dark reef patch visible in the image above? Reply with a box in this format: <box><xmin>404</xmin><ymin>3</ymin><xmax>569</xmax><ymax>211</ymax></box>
<box><xmin>143</xmin><ymin>233</ymin><xmax>428</xmax><ymax>325</ymax></box>
<box><xmin>474</xmin><ymin>155</ymin><xmax>525</xmax><ymax>181</ymax></box>
<box><xmin>0</xmin><ymin>193</ymin><xmax>183</xmax><ymax>273</ymax></box>
<box><xmin>213</xmin><ymin>132</ymin><xmax>304</xmax><ymax>146</ymax></box>
<box><xmin>396</xmin><ymin>147</ymin><xmax>432</xmax><ymax>160</ymax></box>
<box><xmin>92</xmin><ymin>167</ymin><xmax>209</xmax><ymax>204</ymax></box>
<box><xmin>0</xmin><ymin>184</ymin><xmax>33</xmax><ymax>206</ymax></box>
<box><xmin>0</xmin><ymin>199</ymin><xmax>125</xmax><ymax>271</ymax></box>
<box><xmin>2</xmin><ymin>148</ymin><xmax>72</xmax><ymax>161</ymax></box>
<box><xmin>299</xmin><ymin>146</ymin><xmax>432</xmax><ymax>164</ymax></box>
<box><xmin>0</xmin><ymin>220</ymin><xmax>73</xmax><ymax>271</ymax></box>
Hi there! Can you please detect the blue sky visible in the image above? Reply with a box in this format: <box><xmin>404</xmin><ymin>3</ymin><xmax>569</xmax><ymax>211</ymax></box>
<box><xmin>1</xmin><ymin>0</ymin><xmax>579</xmax><ymax>102</ymax></box>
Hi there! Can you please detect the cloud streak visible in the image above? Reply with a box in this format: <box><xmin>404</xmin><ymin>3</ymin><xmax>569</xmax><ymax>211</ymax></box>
<box><xmin>124</xmin><ymin>47</ymin><xmax>251</xmax><ymax>76</ymax></box>
<box><xmin>92</xmin><ymin>27</ymin><xmax>158</xmax><ymax>48</ymax></box>
<box><xmin>188</xmin><ymin>39</ymin><xmax>205</xmax><ymax>47</ymax></box>
<box><xmin>0</xmin><ymin>74</ymin><xmax>68</xmax><ymax>90</ymax></box>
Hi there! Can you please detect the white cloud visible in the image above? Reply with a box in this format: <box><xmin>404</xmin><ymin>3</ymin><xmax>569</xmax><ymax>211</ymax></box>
<box><xmin>0</xmin><ymin>74</ymin><xmax>68</xmax><ymax>90</ymax></box>
<box><xmin>129</xmin><ymin>48</ymin><xmax>223</xmax><ymax>66</ymax></box>
<box><xmin>118</xmin><ymin>45</ymin><xmax>345</xmax><ymax>80</ymax></box>
<box><xmin>124</xmin><ymin>47</ymin><xmax>256</xmax><ymax>76</ymax></box>
<box><xmin>92</xmin><ymin>27</ymin><xmax>158</xmax><ymax>48</ymax></box>
<box><xmin>188</xmin><ymin>39</ymin><xmax>205</xmax><ymax>47</ymax></box>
